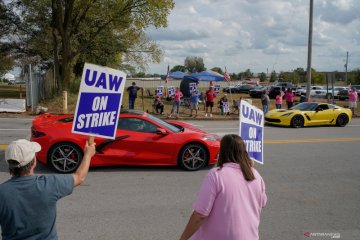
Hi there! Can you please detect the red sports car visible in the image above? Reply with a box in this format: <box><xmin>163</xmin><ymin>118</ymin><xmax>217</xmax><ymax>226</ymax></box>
<box><xmin>31</xmin><ymin>110</ymin><xmax>220</xmax><ymax>173</ymax></box>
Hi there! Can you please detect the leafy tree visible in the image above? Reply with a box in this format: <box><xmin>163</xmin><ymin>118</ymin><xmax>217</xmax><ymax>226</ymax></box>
<box><xmin>311</xmin><ymin>69</ymin><xmax>325</xmax><ymax>85</ymax></box>
<box><xmin>0</xmin><ymin>1</ymin><xmax>18</xmax><ymax>75</ymax></box>
<box><xmin>7</xmin><ymin>0</ymin><xmax>174</xmax><ymax>92</ymax></box>
<box><xmin>239</xmin><ymin>69</ymin><xmax>253</xmax><ymax>79</ymax></box>
<box><xmin>184</xmin><ymin>56</ymin><xmax>205</xmax><ymax>73</ymax></box>
<box><xmin>348</xmin><ymin>69</ymin><xmax>360</xmax><ymax>84</ymax></box>
<box><xmin>210</xmin><ymin>67</ymin><xmax>223</xmax><ymax>75</ymax></box>
<box><xmin>230</xmin><ymin>73</ymin><xmax>238</xmax><ymax>80</ymax></box>
<box><xmin>270</xmin><ymin>70</ymin><xmax>277</xmax><ymax>82</ymax></box>
<box><xmin>171</xmin><ymin>65</ymin><xmax>186</xmax><ymax>72</ymax></box>
<box><xmin>259</xmin><ymin>72</ymin><xmax>267</xmax><ymax>82</ymax></box>
<box><xmin>134</xmin><ymin>72</ymin><xmax>146</xmax><ymax>78</ymax></box>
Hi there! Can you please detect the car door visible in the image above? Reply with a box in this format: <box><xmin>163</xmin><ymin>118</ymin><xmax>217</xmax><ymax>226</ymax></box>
<box><xmin>97</xmin><ymin>117</ymin><xmax>178</xmax><ymax>166</ymax></box>
<box><xmin>305</xmin><ymin>104</ymin><xmax>335</xmax><ymax>125</ymax></box>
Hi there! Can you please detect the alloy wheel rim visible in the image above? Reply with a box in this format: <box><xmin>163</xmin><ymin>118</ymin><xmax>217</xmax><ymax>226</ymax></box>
<box><xmin>182</xmin><ymin>146</ymin><xmax>206</xmax><ymax>170</ymax></box>
<box><xmin>51</xmin><ymin>144</ymin><xmax>81</xmax><ymax>172</ymax></box>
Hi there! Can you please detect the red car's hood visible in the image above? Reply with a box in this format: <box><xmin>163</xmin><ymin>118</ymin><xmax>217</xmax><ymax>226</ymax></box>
<box><xmin>165</xmin><ymin>120</ymin><xmax>207</xmax><ymax>133</ymax></box>
<box><xmin>165</xmin><ymin>120</ymin><xmax>220</xmax><ymax>140</ymax></box>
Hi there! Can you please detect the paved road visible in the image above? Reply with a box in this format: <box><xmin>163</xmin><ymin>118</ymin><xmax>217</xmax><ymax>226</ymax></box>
<box><xmin>0</xmin><ymin>118</ymin><xmax>360</xmax><ymax>239</ymax></box>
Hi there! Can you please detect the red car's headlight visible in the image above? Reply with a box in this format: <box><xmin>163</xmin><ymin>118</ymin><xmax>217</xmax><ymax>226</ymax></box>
<box><xmin>202</xmin><ymin>135</ymin><xmax>219</xmax><ymax>141</ymax></box>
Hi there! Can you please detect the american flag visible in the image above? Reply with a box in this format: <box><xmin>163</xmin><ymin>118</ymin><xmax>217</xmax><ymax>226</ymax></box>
<box><xmin>224</xmin><ymin>67</ymin><xmax>231</xmax><ymax>82</ymax></box>
<box><xmin>165</xmin><ymin>65</ymin><xmax>170</xmax><ymax>84</ymax></box>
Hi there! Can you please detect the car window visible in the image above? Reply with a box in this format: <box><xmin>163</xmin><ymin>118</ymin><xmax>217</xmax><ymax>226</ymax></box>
<box><xmin>316</xmin><ymin>104</ymin><xmax>329</xmax><ymax>111</ymax></box>
<box><xmin>291</xmin><ymin>102</ymin><xmax>318</xmax><ymax>111</ymax></box>
<box><xmin>118</xmin><ymin>118</ymin><xmax>158</xmax><ymax>133</ymax></box>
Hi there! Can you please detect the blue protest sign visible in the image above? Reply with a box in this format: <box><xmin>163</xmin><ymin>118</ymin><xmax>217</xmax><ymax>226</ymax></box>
<box><xmin>72</xmin><ymin>63</ymin><xmax>126</xmax><ymax>139</ymax></box>
<box><xmin>189</xmin><ymin>83</ymin><xmax>197</xmax><ymax>92</ymax></box>
<box><xmin>239</xmin><ymin>100</ymin><xmax>264</xmax><ymax>164</ymax></box>
<box><xmin>168</xmin><ymin>86</ymin><xmax>175</xmax><ymax>96</ymax></box>
<box><xmin>214</xmin><ymin>85</ymin><xmax>220</xmax><ymax>94</ymax></box>
<box><xmin>156</xmin><ymin>86</ymin><xmax>164</xmax><ymax>96</ymax></box>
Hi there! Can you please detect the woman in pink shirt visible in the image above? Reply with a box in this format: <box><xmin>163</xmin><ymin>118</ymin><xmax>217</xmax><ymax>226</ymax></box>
<box><xmin>275</xmin><ymin>91</ymin><xmax>284</xmax><ymax>109</ymax></box>
<box><xmin>169</xmin><ymin>87</ymin><xmax>183</xmax><ymax>118</ymax></box>
<box><xmin>180</xmin><ymin>134</ymin><xmax>267</xmax><ymax>240</ymax></box>
<box><xmin>348</xmin><ymin>86</ymin><xmax>358</xmax><ymax>116</ymax></box>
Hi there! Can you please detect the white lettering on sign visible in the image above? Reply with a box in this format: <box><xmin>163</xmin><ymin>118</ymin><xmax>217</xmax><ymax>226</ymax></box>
<box><xmin>92</xmin><ymin>96</ymin><xmax>108</xmax><ymax>111</ymax></box>
<box><xmin>244</xmin><ymin>140</ymin><xmax>262</xmax><ymax>152</ymax></box>
<box><xmin>249</xmin><ymin>127</ymin><xmax>257</xmax><ymax>139</ymax></box>
<box><xmin>84</xmin><ymin>69</ymin><xmax>123</xmax><ymax>91</ymax></box>
<box><xmin>76</xmin><ymin>111</ymin><xmax>117</xmax><ymax>129</ymax></box>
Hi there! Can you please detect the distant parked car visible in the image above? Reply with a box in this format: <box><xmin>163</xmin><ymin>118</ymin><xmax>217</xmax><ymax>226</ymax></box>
<box><xmin>338</xmin><ymin>89</ymin><xmax>349</xmax><ymax>101</ymax></box>
<box><xmin>325</xmin><ymin>86</ymin><xmax>348</xmax><ymax>99</ymax></box>
<box><xmin>223</xmin><ymin>84</ymin><xmax>242</xmax><ymax>93</ymax></box>
<box><xmin>309</xmin><ymin>86</ymin><xmax>327</xmax><ymax>98</ymax></box>
<box><xmin>249</xmin><ymin>86</ymin><xmax>267</xmax><ymax>98</ymax></box>
<box><xmin>223</xmin><ymin>84</ymin><xmax>255</xmax><ymax>93</ymax></box>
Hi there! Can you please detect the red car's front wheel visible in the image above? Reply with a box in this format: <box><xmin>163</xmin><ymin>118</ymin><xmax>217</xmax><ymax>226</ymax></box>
<box><xmin>178</xmin><ymin>143</ymin><xmax>208</xmax><ymax>171</ymax></box>
<box><xmin>48</xmin><ymin>142</ymin><xmax>83</xmax><ymax>173</ymax></box>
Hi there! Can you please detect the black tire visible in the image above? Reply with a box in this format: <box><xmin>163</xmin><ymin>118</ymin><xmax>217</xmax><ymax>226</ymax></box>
<box><xmin>336</xmin><ymin>114</ymin><xmax>349</xmax><ymax>127</ymax></box>
<box><xmin>48</xmin><ymin>142</ymin><xmax>83</xmax><ymax>173</ymax></box>
<box><xmin>178</xmin><ymin>143</ymin><xmax>208</xmax><ymax>171</ymax></box>
<box><xmin>291</xmin><ymin>115</ymin><xmax>304</xmax><ymax>128</ymax></box>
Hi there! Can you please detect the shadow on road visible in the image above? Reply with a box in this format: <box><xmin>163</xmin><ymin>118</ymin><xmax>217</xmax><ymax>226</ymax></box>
<box><xmin>1</xmin><ymin>151</ymin><xmax>213</xmax><ymax>174</ymax></box>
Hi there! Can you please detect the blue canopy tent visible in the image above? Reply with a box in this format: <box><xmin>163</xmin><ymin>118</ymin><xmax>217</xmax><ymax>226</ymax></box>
<box><xmin>186</xmin><ymin>70</ymin><xmax>224</xmax><ymax>82</ymax></box>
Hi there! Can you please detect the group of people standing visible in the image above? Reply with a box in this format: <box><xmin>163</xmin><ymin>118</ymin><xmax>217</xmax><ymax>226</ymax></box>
<box><xmin>261</xmin><ymin>88</ymin><xmax>300</xmax><ymax>114</ymax></box>
<box><xmin>152</xmin><ymin>86</ymin><xmax>220</xmax><ymax>118</ymax></box>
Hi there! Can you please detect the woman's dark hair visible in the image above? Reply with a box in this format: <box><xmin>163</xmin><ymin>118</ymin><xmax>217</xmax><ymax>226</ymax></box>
<box><xmin>217</xmin><ymin>134</ymin><xmax>255</xmax><ymax>181</ymax></box>
<box><xmin>8</xmin><ymin>159</ymin><xmax>35</xmax><ymax>177</ymax></box>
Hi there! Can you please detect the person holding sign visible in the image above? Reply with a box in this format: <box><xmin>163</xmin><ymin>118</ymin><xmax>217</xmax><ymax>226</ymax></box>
<box><xmin>179</xmin><ymin>134</ymin><xmax>267</xmax><ymax>240</ymax></box>
<box><xmin>169</xmin><ymin>87</ymin><xmax>183</xmax><ymax>118</ymax></box>
<box><xmin>127</xmin><ymin>82</ymin><xmax>141</xmax><ymax>109</ymax></box>
<box><xmin>0</xmin><ymin>139</ymin><xmax>96</xmax><ymax>240</ymax></box>
<box><xmin>218</xmin><ymin>94</ymin><xmax>229</xmax><ymax>115</ymax></box>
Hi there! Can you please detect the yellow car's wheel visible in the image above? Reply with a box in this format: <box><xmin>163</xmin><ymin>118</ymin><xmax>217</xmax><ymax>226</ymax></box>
<box><xmin>291</xmin><ymin>115</ymin><xmax>304</xmax><ymax>128</ymax></box>
<box><xmin>336</xmin><ymin>114</ymin><xmax>349</xmax><ymax>127</ymax></box>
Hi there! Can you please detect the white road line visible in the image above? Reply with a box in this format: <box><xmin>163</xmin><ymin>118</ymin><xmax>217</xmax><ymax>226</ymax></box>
<box><xmin>0</xmin><ymin>129</ymin><xmax>30</xmax><ymax>131</ymax></box>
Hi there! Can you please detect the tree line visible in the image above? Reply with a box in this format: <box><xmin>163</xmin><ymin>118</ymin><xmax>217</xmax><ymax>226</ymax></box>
<box><xmin>0</xmin><ymin>0</ymin><xmax>174</xmax><ymax>92</ymax></box>
<box><xmin>133</xmin><ymin>56</ymin><xmax>360</xmax><ymax>85</ymax></box>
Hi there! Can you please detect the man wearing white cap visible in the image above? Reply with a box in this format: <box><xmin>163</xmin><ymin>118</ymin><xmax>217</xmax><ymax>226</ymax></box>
<box><xmin>0</xmin><ymin>139</ymin><xmax>96</xmax><ymax>240</ymax></box>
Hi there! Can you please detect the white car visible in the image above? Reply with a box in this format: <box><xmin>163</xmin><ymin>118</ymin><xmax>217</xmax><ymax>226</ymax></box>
<box><xmin>325</xmin><ymin>87</ymin><xmax>348</xmax><ymax>98</ymax></box>
<box><xmin>310</xmin><ymin>86</ymin><xmax>327</xmax><ymax>98</ymax></box>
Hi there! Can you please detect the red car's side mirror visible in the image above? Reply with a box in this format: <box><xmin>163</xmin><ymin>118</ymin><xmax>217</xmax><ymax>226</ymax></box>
<box><xmin>156</xmin><ymin>128</ymin><xmax>168</xmax><ymax>135</ymax></box>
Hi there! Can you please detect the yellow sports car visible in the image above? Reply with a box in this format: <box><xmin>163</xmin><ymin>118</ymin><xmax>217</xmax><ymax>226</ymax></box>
<box><xmin>265</xmin><ymin>102</ymin><xmax>352</xmax><ymax>128</ymax></box>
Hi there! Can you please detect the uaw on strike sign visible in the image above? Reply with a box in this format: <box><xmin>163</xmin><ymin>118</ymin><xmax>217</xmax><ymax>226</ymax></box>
<box><xmin>239</xmin><ymin>100</ymin><xmax>264</xmax><ymax>164</ymax></box>
<box><xmin>72</xmin><ymin>63</ymin><xmax>126</xmax><ymax>139</ymax></box>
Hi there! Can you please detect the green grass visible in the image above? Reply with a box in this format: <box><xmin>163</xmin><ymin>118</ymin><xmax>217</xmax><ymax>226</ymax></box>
<box><xmin>0</xmin><ymin>84</ymin><xmax>26</xmax><ymax>99</ymax></box>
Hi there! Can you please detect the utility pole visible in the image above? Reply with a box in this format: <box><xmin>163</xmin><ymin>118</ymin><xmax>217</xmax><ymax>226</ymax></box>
<box><xmin>345</xmin><ymin>51</ymin><xmax>348</xmax><ymax>85</ymax></box>
<box><xmin>306</xmin><ymin>0</ymin><xmax>313</xmax><ymax>100</ymax></box>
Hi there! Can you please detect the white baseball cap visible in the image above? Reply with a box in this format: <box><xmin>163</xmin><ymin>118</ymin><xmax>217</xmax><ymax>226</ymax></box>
<box><xmin>5</xmin><ymin>139</ymin><xmax>41</xmax><ymax>167</ymax></box>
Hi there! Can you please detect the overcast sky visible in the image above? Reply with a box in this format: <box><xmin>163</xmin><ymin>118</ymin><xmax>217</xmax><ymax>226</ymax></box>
<box><xmin>147</xmin><ymin>0</ymin><xmax>360</xmax><ymax>75</ymax></box>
